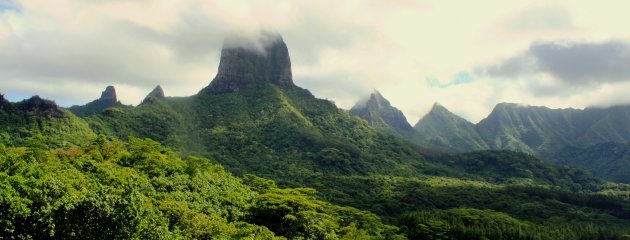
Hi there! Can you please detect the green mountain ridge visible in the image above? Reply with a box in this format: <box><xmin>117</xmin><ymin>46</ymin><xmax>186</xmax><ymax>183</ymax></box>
<box><xmin>372</xmin><ymin>99</ymin><xmax>630</xmax><ymax>183</ymax></box>
<box><xmin>2</xmin><ymin>34</ymin><xmax>630</xmax><ymax>239</ymax></box>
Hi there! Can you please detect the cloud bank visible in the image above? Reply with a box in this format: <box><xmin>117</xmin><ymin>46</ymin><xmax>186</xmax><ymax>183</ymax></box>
<box><xmin>481</xmin><ymin>41</ymin><xmax>630</xmax><ymax>96</ymax></box>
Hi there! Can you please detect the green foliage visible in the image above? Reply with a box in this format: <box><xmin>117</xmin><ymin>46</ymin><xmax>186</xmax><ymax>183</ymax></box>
<box><xmin>552</xmin><ymin>142</ymin><xmax>630</xmax><ymax>183</ymax></box>
<box><xmin>438</xmin><ymin>150</ymin><xmax>601</xmax><ymax>191</ymax></box>
<box><xmin>0</xmin><ymin>137</ymin><xmax>390</xmax><ymax>239</ymax></box>
<box><xmin>400</xmin><ymin>208</ymin><xmax>630</xmax><ymax>240</ymax></box>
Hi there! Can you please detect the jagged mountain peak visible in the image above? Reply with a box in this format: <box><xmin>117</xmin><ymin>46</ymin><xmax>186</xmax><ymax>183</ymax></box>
<box><xmin>350</xmin><ymin>90</ymin><xmax>413</xmax><ymax>133</ymax></box>
<box><xmin>428</xmin><ymin>102</ymin><xmax>450</xmax><ymax>114</ymax></box>
<box><xmin>200</xmin><ymin>32</ymin><xmax>294</xmax><ymax>95</ymax></box>
<box><xmin>414</xmin><ymin>102</ymin><xmax>489</xmax><ymax>152</ymax></box>
<box><xmin>368</xmin><ymin>90</ymin><xmax>390</xmax><ymax>107</ymax></box>
<box><xmin>416</xmin><ymin>103</ymin><xmax>472</xmax><ymax>127</ymax></box>
<box><xmin>141</xmin><ymin>85</ymin><xmax>166</xmax><ymax>105</ymax></box>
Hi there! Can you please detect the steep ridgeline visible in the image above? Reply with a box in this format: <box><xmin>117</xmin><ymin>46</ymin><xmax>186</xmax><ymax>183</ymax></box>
<box><xmin>475</xmin><ymin>103</ymin><xmax>630</xmax><ymax>152</ymax></box>
<box><xmin>475</xmin><ymin>103</ymin><xmax>585</xmax><ymax>154</ymax></box>
<box><xmin>68</xmin><ymin>86</ymin><xmax>130</xmax><ymax>116</ymax></box>
<box><xmin>412</xmin><ymin>102</ymin><xmax>630</xmax><ymax>182</ymax></box>
<box><xmin>349</xmin><ymin>90</ymin><xmax>414</xmax><ymax>136</ymax></box>
<box><xmin>413</xmin><ymin>103</ymin><xmax>488</xmax><ymax>152</ymax></box>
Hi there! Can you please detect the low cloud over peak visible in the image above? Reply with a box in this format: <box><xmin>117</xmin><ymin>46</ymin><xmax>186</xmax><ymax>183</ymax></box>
<box><xmin>222</xmin><ymin>30</ymin><xmax>283</xmax><ymax>55</ymax></box>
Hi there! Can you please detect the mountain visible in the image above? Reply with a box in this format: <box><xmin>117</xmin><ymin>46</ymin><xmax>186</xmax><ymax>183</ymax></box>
<box><xmin>349</xmin><ymin>90</ymin><xmax>414</xmax><ymax>135</ymax></box>
<box><xmin>68</xmin><ymin>85</ymin><xmax>130</xmax><ymax>116</ymax></box>
<box><xmin>404</xmin><ymin>102</ymin><xmax>630</xmax><ymax>182</ymax></box>
<box><xmin>414</xmin><ymin>103</ymin><xmax>488</xmax><ymax>152</ymax></box>
<box><xmin>2</xmin><ymin>34</ymin><xmax>630</xmax><ymax>239</ymax></box>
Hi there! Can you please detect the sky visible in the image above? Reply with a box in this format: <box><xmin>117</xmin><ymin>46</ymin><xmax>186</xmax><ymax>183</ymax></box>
<box><xmin>1</xmin><ymin>0</ymin><xmax>630</xmax><ymax>123</ymax></box>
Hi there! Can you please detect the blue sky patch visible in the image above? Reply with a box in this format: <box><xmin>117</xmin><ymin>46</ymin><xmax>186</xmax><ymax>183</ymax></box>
<box><xmin>426</xmin><ymin>72</ymin><xmax>473</xmax><ymax>88</ymax></box>
<box><xmin>0</xmin><ymin>0</ymin><xmax>21</xmax><ymax>13</ymax></box>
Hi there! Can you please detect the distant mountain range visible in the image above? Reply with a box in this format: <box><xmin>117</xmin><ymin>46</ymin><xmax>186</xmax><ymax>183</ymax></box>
<box><xmin>351</xmin><ymin>92</ymin><xmax>630</xmax><ymax>183</ymax></box>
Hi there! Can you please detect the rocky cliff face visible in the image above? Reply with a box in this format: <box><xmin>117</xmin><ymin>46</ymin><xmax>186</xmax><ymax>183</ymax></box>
<box><xmin>99</xmin><ymin>86</ymin><xmax>118</xmax><ymax>105</ymax></box>
<box><xmin>350</xmin><ymin>91</ymin><xmax>414</xmax><ymax>134</ymax></box>
<box><xmin>201</xmin><ymin>33</ymin><xmax>294</xmax><ymax>94</ymax></box>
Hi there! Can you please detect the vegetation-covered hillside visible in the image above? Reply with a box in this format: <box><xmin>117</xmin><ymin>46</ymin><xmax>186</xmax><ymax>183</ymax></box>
<box><xmin>0</xmin><ymin>94</ymin><xmax>95</xmax><ymax>147</ymax></box>
<box><xmin>1</xmin><ymin>135</ymin><xmax>629</xmax><ymax>239</ymax></box>
<box><xmin>0</xmin><ymin>137</ymin><xmax>398</xmax><ymax>239</ymax></box>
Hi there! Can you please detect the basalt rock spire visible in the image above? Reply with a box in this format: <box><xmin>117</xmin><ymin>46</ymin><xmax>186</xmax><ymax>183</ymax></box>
<box><xmin>201</xmin><ymin>32</ymin><xmax>294</xmax><ymax>94</ymax></box>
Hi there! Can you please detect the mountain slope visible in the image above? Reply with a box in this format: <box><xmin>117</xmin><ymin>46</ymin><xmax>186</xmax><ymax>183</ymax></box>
<box><xmin>551</xmin><ymin>142</ymin><xmax>630</xmax><ymax>183</ymax></box>
<box><xmin>576</xmin><ymin>106</ymin><xmax>630</xmax><ymax>145</ymax></box>
<box><xmin>478</xmin><ymin>104</ymin><xmax>572</xmax><ymax>153</ymax></box>
<box><xmin>414</xmin><ymin>103</ymin><xmax>488</xmax><ymax>152</ymax></box>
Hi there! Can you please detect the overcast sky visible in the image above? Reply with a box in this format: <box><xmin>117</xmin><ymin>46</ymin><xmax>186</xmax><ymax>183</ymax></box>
<box><xmin>1</xmin><ymin>0</ymin><xmax>630</xmax><ymax>123</ymax></box>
